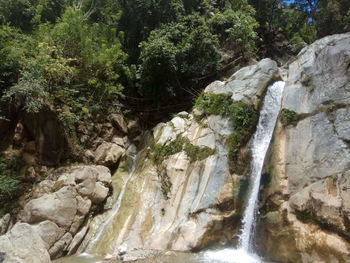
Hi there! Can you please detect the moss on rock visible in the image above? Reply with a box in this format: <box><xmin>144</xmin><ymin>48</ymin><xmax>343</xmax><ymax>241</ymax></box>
<box><xmin>150</xmin><ymin>136</ymin><xmax>216</xmax><ymax>165</ymax></box>
<box><xmin>194</xmin><ymin>92</ymin><xmax>258</xmax><ymax>174</ymax></box>
<box><xmin>193</xmin><ymin>93</ymin><xmax>232</xmax><ymax>119</ymax></box>
<box><xmin>280</xmin><ymin>108</ymin><xmax>299</xmax><ymax>127</ymax></box>
<box><xmin>227</xmin><ymin>102</ymin><xmax>258</xmax><ymax>173</ymax></box>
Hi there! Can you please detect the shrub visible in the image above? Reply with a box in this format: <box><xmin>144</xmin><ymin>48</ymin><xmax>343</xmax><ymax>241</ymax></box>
<box><xmin>193</xmin><ymin>93</ymin><xmax>232</xmax><ymax>117</ymax></box>
<box><xmin>280</xmin><ymin>108</ymin><xmax>299</xmax><ymax>127</ymax></box>
<box><xmin>193</xmin><ymin>92</ymin><xmax>258</xmax><ymax>173</ymax></box>
<box><xmin>0</xmin><ymin>157</ymin><xmax>24</xmax><ymax>213</ymax></box>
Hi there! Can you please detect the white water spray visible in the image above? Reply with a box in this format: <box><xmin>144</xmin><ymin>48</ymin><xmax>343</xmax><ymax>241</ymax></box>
<box><xmin>203</xmin><ymin>81</ymin><xmax>285</xmax><ymax>262</ymax></box>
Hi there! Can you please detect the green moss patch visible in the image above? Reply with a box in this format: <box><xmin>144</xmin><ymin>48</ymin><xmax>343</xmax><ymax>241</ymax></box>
<box><xmin>227</xmin><ymin>102</ymin><xmax>258</xmax><ymax>173</ymax></box>
<box><xmin>193</xmin><ymin>92</ymin><xmax>258</xmax><ymax>173</ymax></box>
<box><xmin>280</xmin><ymin>108</ymin><xmax>299</xmax><ymax>127</ymax></box>
<box><xmin>151</xmin><ymin>136</ymin><xmax>215</xmax><ymax>165</ymax></box>
<box><xmin>160</xmin><ymin>173</ymin><xmax>172</xmax><ymax>200</ymax></box>
<box><xmin>193</xmin><ymin>93</ymin><xmax>232</xmax><ymax>120</ymax></box>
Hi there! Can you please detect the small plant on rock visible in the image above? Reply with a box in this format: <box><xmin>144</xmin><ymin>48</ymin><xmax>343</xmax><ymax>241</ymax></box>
<box><xmin>280</xmin><ymin>108</ymin><xmax>299</xmax><ymax>127</ymax></box>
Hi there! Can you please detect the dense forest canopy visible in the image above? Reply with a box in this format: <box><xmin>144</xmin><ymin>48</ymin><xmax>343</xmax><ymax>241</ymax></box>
<box><xmin>0</xmin><ymin>0</ymin><xmax>349</xmax><ymax>128</ymax></box>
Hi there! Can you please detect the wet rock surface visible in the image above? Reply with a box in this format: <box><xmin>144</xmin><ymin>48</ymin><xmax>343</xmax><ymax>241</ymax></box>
<box><xmin>260</xmin><ymin>32</ymin><xmax>350</xmax><ymax>263</ymax></box>
<box><xmin>77</xmin><ymin>58</ymin><xmax>279</xmax><ymax>257</ymax></box>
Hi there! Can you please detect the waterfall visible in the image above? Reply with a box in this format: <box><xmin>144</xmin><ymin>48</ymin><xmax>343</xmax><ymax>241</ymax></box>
<box><xmin>85</xmin><ymin>154</ymin><xmax>137</xmax><ymax>253</ymax></box>
<box><xmin>203</xmin><ymin>81</ymin><xmax>285</xmax><ymax>262</ymax></box>
<box><xmin>239</xmin><ymin>80</ymin><xmax>285</xmax><ymax>251</ymax></box>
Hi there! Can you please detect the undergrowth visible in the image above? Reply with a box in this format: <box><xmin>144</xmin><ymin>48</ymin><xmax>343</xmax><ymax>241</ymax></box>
<box><xmin>0</xmin><ymin>156</ymin><xmax>25</xmax><ymax>215</ymax></box>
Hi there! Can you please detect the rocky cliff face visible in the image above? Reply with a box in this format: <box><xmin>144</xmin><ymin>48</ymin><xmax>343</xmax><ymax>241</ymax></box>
<box><xmin>259</xmin><ymin>33</ymin><xmax>350</xmax><ymax>263</ymax></box>
<box><xmin>76</xmin><ymin>58</ymin><xmax>280</xmax><ymax>258</ymax></box>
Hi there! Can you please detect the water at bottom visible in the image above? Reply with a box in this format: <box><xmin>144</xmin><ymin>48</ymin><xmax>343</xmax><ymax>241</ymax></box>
<box><xmin>55</xmin><ymin>249</ymin><xmax>263</xmax><ymax>263</ymax></box>
<box><xmin>202</xmin><ymin>248</ymin><xmax>261</xmax><ymax>263</ymax></box>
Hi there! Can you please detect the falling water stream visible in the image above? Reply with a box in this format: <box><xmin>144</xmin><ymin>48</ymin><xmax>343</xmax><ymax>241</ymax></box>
<box><xmin>85</xmin><ymin>154</ymin><xmax>138</xmax><ymax>253</ymax></box>
<box><xmin>203</xmin><ymin>81</ymin><xmax>285</xmax><ymax>263</ymax></box>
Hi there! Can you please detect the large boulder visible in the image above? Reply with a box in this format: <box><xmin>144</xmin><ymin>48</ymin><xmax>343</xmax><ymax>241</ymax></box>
<box><xmin>204</xmin><ymin>58</ymin><xmax>279</xmax><ymax>106</ymax></box>
<box><xmin>260</xmin><ymin>32</ymin><xmax>350</xmax><ymax>263</ymax></box>
<box><xmin>109</xmin><ymin>114</ymin><xmax>128</xmax><ymax>134</ymax></box>
<box><xmin>22</xmin><ymin>187</ymin><xmax>78</xmax><ymax>230</ymax></box>
<box><xmin>94</xmin><ymin>142</ymin><xmax>125</xmax><ymax>166</ymax></box>
<box><xmin>19</xmin><ymin>165</ymin><xmax>112</xmax><ymax>259</ymax></box>
<box><xmin>0</xmin><ymin>223</ymin><xmax>51</xmax><ymax>263</ymax></box>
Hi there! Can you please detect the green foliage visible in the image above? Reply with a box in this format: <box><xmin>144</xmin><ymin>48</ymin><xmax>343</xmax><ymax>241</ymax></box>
<box><xmin>227</xmin><ymin>102</ymin><xmax>258</xmax><ymax>173</ymax></box>
<box><xmin>151</xmin><ymin>135</ymin><xmax>215</xmax><ymax>165</ymax></box>
<box><xmin>183</xmin><ymin>139</ymin><xmax>216</xmax><ymax>162</ymax></box>
<box><xmin>0</xmin><ymin>0</ymin><xmax>73</xmax><ymax>32</ymax></box>
<box><xmin>3</xmin><ymin>65</ymin><xmax>47</xmax><ymax>113</ymax></box>
<box><xmin>0</xmin><ymin>0</ymin><xmax>260</xmax><ymax>124</ymax></box>
<box><xmin>315</xmin><ymin>0</ymin><xmax>350</xmax><ymax>38</ymax></box>
<box><xmin>136</xmin><ymin>0</ymin><xmax>258</xmax><ymax>103</ymax></box>
<box><xmin>119</xmin><ymin>0</ymin><xmax>185</xmax><ymax>62</ymax></box>
<box><xmin>151</xmin><ymin>136</ymin><xmax>186</xmax><ymax>165</ymax></box>
<box><xmin>1</xmin><ymin>7</ymin><xmax>128</xmax><ymax>131</ymax></box>
<box><xmin>280</xmin><ymin>108</ymin><xmax>299</xmax><ymax>127</ymax></box>
<box><xmin>193</xmin><ymin>92</ymin><xmax>257</xmax><ymax>173</ymax></box>
<box><xmin>0</xmin><ymin>156</ymin><xmax>24</xmax><ymax>213</ymax></box>
<box><xmin>138</xmin><ymin>14</ymin><xmax>220</xmax><ymax>99</ymax></box>
<box><xmin>208</xmin><ymin>8</ymin><xmax>258</xmax><ymax>57</ymax></box>
<box><xmin>229</xmin><ymin>101</ymin><xmax>258</xmax><ymax>131</ymax></box>
<box><xmin>0</xmin><ymin>26</ymin><xmax>27</xmax><ymax>92</ymax></box>
<box><xmin>194</xmin><ymin>93</ymin><xmax>232</xmax><ymax>117</ymax></box>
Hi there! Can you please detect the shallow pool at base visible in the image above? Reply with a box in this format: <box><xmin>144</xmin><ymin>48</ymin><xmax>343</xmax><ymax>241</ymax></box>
<box><xmin>55</xmin><ymin>249</ymin><xmax>267</xmax><ymax>263</ymax></box>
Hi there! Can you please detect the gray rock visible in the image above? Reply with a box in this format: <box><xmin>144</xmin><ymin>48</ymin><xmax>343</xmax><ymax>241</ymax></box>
<box><xmin>127</xmin><ymin>119</ymin><xmax>141</xmax><ymax>139</ymax></box>
<box><xmin>0</xmin><ymin>214</ymin><xmax>11</xmax><ymax>235</ymax></box>
<box><xmin>0</xmin><ymin>223</ymin><xmax>51</xmax><ymax>263</ymax></box>
<box><xmin>16</xmin><ymin>165</ymin><xmax>112</xmax><ymax>260</ymax></box>
<box><xmin>205</xmin><ymin>58</ymin><xmax>279</xmax><ymax>106</ymax></box>
<box><xmin>33</xmin><ymin>221</ymin><xmax>65</xmax><ymax>251</ymax></box>
<box><xmin>110</xmin><ymin>114</ymin><xmax>128</xmax><ymax>134</ymax></box>
<box><xmin>94</xmin><ymin>142</ymin><xmax>125</xmax><ymax>166</ymax></box>
<box><xmin>79</xmin><ymin>60</ymin><xmax>274</xmax><ymax>255</ymax></box>
<box><xmin>67</xmin><ymin>226</ymin><xmax>88</xmax><ymax>255</ymax></box>
<box><xmin>22</xmin><ymin>187</ymin><xmax>77</xmax><ymax>230</ymax></box>
<box><xmin>334</xmin><ymin>108</ymin><xmax>350</xmax><ymax>141</ymax></box>
<box><xmin>49</xmin><ymin>233</ymin><xmax>72</xmax><ymax>259</ymax></box>
<box><xmin>261</xmin><ymin>32</ymin><xmax>350</xmax><ymax>263</ymax></box>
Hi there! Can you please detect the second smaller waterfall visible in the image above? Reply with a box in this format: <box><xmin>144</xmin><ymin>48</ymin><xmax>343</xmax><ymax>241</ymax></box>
<box><xmin>85</xmin><ymin>154</ymin><xmax>138</xmax><ymax>253</ymax></box>
<box><xmin>203</xmin><ymin>81</ymin><xmax>285</xmax><ymax>262</ymax></box>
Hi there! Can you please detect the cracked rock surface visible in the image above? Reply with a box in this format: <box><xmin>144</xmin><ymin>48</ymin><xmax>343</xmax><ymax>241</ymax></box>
<box><xmin>259</xmin><ymin>32</ymin><xmax>350</xmax><ymax>263</ymax></box>
<box><xmin>77</xmin><ymin>58</ymin><xmax>279</xmax><ymax>257</ymax></box>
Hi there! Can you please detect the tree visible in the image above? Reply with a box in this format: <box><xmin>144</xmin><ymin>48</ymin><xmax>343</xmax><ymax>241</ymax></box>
<box><xmin>315</xmin><ymin>0</ymin><xmax>350</xmax><ymax>37</ymax></box>
<box><xmin>138</xmin><ymin>14</ymin><xmax>219</xmax><ymax>101</ymax></box>
<box><xmin>119</xmin><ymin>0</ymin><xmax>185</xmax><ymax>63</ymax></box>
